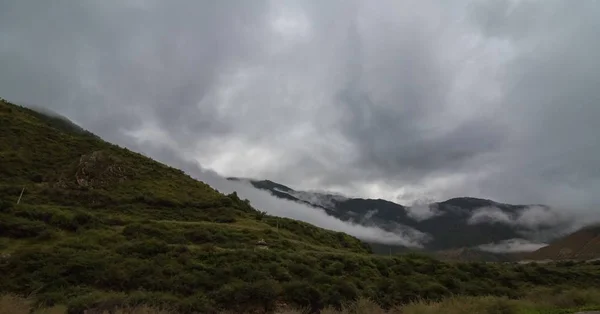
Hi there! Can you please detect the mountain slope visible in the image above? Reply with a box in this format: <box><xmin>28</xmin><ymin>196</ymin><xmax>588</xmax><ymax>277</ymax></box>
<box><xmin>230</xmin><ymin>178</ymin><xmax>566</xmax><ymax>251</ymax></box>
<box><xmin>0</xmin><ymin>99</ymin><xmax>371</xmax><ymax>254</ymax></box>
<box><xmin>525</xmin><ymin>225</ymin><xmax>600</xmax><ymax>261</ymax></box>
<box><xmin>5</xmin><ymin>98</ymin><xmax>600</xmax><ymax>313</ymax></box>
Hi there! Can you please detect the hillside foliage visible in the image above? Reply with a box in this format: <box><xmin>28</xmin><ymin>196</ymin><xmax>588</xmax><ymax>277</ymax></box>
<box><xmin>2</xmin><ymin>98</ymin><xmax>600</xmax><ymax>313</ymax></box>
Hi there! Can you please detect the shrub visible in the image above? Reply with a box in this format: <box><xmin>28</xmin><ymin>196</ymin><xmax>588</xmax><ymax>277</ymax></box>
<box><xmin>0</xmin><ymin>200</ymin><xmax>13</xmax><ymax>212</ymax></box>
<box><xmin>213</xmin><ymin>216</ymin><xmax>236</xmax><ymax>223</ymax></box>
<box><xmin>0</xmin><ymin>216</ymin><xmax>49</xmax><ymax>238</ymax></box>
<box><xmin>283</xmin><ymin>281</ymin><xmax>324</xmax><ymax>312</ymax></box>
<box><xmin>66</xmin><ymin>291</ymin><xmax>129</xmax><ymax>314</ymax></box>
<box><xmin>255</xmin><ymin>211</ymin><xmax>267</xmax><ymax>221</ymax></box>
<box><xmin>116</xmin><ymin>240</ymin><xmax>171</xmax><ymax>258</ymax></box>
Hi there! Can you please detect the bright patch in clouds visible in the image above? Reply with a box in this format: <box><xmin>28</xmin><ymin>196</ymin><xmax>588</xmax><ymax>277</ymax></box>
<box><xmin>271</xmin><ymin>12</ymin><xmax>310</xmax><ymax>39</ymax></box>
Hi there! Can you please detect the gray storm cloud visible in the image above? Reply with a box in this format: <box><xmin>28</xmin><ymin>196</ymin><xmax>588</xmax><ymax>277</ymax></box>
<box><xmin>1</xmin><ymin>0</ymin><xmax>600</xmax><ymax>223</ymax></box>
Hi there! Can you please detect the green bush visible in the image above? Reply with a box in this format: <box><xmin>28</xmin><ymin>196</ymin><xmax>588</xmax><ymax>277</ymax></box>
<box><xmin>116</xmin><ymin>240</ymin><xmax>171</xmax><ymax>258</ymax></box>
<box><xmin>0</xmin><ymin>215</ymin><xmax>50</xmax><ymax>238</ymax></box>
<box><xmin>0</xmin><ymin>200</ymin><xmax>13</xmax><ymax>212</ymax></box>
<box><xmin>283</xmin><ymin>281</ymin><xmax>324</xmax><ymax>311</ymax></box>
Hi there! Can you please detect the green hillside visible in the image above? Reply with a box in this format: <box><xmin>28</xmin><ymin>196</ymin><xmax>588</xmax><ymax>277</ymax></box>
<box><xmin>2</xmin><ymin>98</ymin><xmax>600</xmax><ymax>313</ymax></box>
<box><xmin>0</xmin><ymin>99</ymin><xmax>369</xmax><ymax>254</ymax></box>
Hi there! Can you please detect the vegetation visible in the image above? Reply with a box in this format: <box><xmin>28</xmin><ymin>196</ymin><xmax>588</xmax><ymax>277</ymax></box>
<box><xmin>2</xmin><ymin>98</ymin><xmax>600</xmax><ymax>313</ymax></box>
<box><xmin>3</xmin><ymin>288</ymin><xmax>600</xmax><ymax>313</ymax></box>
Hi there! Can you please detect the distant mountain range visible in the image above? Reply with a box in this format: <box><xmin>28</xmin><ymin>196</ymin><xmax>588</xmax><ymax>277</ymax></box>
<box><xmin>228</xmin><ymin>178</ymin><xmax>573</xmax><ymax>253</ymax></box>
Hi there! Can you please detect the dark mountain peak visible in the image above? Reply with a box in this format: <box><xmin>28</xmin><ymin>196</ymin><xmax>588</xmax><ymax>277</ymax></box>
<box><xmin>227</xmin><ymin>177</ymin><xmax>294</xmax><ymax>192</ymax></box>
<box><xmin>343</xmin><ymin>197</ymin><xmax>406</xmax><ymax>210</ymax></box>
<box><xmin>252</xmin><ymin>179</ymin><xmax>294</xmax><ymax>192</ymax></box>
<box><xmin>439</xmin><ymin>197</ymin><xmax>497</xmax><ymax>209</ymax></box>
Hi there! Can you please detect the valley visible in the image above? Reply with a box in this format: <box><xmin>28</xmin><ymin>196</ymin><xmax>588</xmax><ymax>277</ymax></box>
<box><xmin>228</xmin><ymin>178</ymin><xmax>580</xmax><ymax>260</ymax></box>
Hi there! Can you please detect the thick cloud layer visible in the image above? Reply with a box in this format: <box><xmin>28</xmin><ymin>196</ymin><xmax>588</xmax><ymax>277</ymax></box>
<box><xmin>1</xmin><ymin>0</ymin><xmax>600</xmax><ymax>225</ymax></box>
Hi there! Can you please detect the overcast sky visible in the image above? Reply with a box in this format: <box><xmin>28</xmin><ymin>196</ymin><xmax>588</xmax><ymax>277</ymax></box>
<box><xmin>1</xmin><ymin>0</ymin><xmax>600</xmax><ymax>216</ymax></box>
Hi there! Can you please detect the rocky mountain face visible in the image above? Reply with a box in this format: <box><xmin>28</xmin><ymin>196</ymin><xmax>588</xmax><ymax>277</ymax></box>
<box><xmin>228</xmin><ymin>178</ymin><xmax>570</xmax><ymax>253</ymax></box>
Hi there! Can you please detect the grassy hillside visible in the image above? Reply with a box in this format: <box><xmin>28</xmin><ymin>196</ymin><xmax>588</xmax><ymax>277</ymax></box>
<box><xmin>2</xmin><ymin>98</ymin><xmax>600</xmax><ymax>313</ymax></box>
<box><xmin>0</xmin><ymin>99</ymin><xmax>369</xmax><ymax>254</ymax></box>
<box><xmin>525</xmin><ymin>225</ymin><xmax>600</xmax><ymax>261</ymax></box>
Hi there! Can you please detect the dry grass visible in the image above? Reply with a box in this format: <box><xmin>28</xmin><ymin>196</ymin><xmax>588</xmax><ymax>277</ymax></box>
<box><xmin>400</xmin><ymin>296</ymin><xmax>530</xmax><ymax>314</ymax></box>
<box><xmin>321</xmin><ymin>298</ymin><xmax>388</xmax><ymax>314</ymax></box>
<box><xmin>0</xmin><ymin>295</ymin><xmax>30</xmax><ymax>314</ymax></box>
<box><xmin>0</xmin><ymin>294</ymin><xmax>169</xmax><ymax>314</ymax></box>
<box><xmin>2</xmin><ymin>289</ymin><xmax>600</xmax><ymax>314</ymax></box>
<box><xmin>523</xmin><ymin>287</ymin><xmax>600</xmax><ymax>308</ymax></box>
<box><xmin>0</xmin><ymin>294</ymin><xmax>66</xmax><ymax>314</ymax></box>
<box><xmin>271</xmin><ymin>289</ymin><xmax>600</xmax><ymax>314</ymax></box>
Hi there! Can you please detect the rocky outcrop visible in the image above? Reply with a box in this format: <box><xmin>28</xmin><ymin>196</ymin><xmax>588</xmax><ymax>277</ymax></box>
<box><xmin>57</xmin><ymin>150</ymin><xmax>130</xmax><ymax>189</ymax></box>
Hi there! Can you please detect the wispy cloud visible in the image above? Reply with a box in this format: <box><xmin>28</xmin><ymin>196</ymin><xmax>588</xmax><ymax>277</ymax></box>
<box><xmin>406</xmin><ymin>200</ymin><xmax>441</xmax><ymax>221</ymax></box>
<box><xmin>468</xmin><ymin>205</ymin><xmax>571</xmax><ymax>229</ymax></box>
<box><xmin>145</xmin><ymin>150</ymin><xmax>429</xmax><ymax>248</ymax></box>
<box><xmin>207</xmin><ymin>172</ymin><xmax>428</xmax><ymax>247</ymax></box>
<box><xmin>478</xmin><ymin>238</ymin><xmax>547</xmax><ymax>253</ymax></box>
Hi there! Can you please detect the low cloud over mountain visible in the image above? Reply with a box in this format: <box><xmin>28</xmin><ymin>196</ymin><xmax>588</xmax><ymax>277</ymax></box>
<box><xmin>132</xmin><ymin>147</ymin><xmax>429</xmax><ymax>247</ymax></box>
<box><xmin>231</xmin><ymin>178</ymin><xmax>582</xmax><ymax>252</ymax></box>
<box><xmin>468</xmin><ymin>206</ymin><xmax>570</xmax><ymax>229</ymax></box>
<box><xmin>478</xmin><ymin>239</ymin><xmax>548</xmax><ymax>254</ymax></box>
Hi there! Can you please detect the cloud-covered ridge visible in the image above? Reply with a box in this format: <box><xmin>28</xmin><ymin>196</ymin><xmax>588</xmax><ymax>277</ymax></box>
<box><xmin>478</xmin><ymin>239</ymin><xmax>547</xmax><ymax>253</ymax></box>
<box><xmin>406</xmin><ymin>201</ymin><xmax>441</xmax><ymax>221</ymax></box>
<box><xmin>468</xmin><ymin>205</ymin><xmax>571</xmax><ymax>229</ymax></box>
<box><xmin>142</xmin><ymin>148</ymin><xmax>429</xmax><ymax>247</ymax></box>
<box><xmin>202</xmin><ymin>171</ymin><xmax>429</xmax><ymax>247</ymax></box>
<box><xmin>272</xmin><ymin>187</ymin><xmax>349</xmax><ymax>209</ymax></box>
